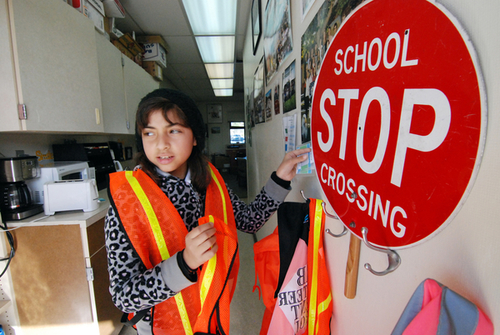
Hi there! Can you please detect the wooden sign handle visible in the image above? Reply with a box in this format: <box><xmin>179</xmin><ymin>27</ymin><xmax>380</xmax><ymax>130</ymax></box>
<box><xmin>344</xmin><ymin>233</ymin><xmax>361</xmax><ymax>299</ymax></box>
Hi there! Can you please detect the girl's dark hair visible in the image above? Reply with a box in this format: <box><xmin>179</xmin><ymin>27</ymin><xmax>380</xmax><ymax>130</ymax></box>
<box><xmin>135</xmin><ymin>96</ymin><xmax>211</xmax><ymax>192</ymax></box>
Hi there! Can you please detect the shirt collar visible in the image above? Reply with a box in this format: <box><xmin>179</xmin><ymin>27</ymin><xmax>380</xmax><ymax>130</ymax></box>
<box><xmin>155</xmin><ymin>167</ymin><xmax>192</xmax><ymax>185</ymax></box>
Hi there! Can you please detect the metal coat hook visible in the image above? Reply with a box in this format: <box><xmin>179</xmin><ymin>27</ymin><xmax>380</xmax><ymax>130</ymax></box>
<box><xmin>361</xmin><ymin>227</ymin><xmax>401</xmax><ymax>276</ymax></box>
<box><xmin>300</xmin><ymin>190</ymin><xmax>347</xmax><ymax>238</ymax></box>
<box><xmin>300</xmin><ymin>190</ymin><xmax>308</xmax><ymax>201</ymax></box>
<box><xmin>322</xmin><ymin>202</ymin><xmax>347</xmax><ymax>238</ymax></box>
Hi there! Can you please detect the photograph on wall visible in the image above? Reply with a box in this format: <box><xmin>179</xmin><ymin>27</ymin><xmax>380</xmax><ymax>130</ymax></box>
<box><xmin>211</xmin><ymin>126</ymin><xmax>221</xmax><ymax>134</ymax></box>
<box><xmin>301</xmin><ymin>106</ymin><xmax>311</xmax><ymax>143</ymax></box>
<box><xmin>207</xmin><ymin>104</ymin><xmax>223</xmax><ymax>123</ymax></box>
<box><xmin>301</xmin><ymin>0</ymin><xmax>316</xmax><ymax>21</ymax></box>
<box><xmin>251</xmin><ymin>0</ymin><xmax>262</xmax><ymax>55</ymax></box>
<box><xmin>282</xmin><ymin>60</ymin><xmax>296</xmax><ymax>113</ymax></box>
<box><xmin>253</xmin><ymin>57</ymin><xmax>265</xmax><ymax>124</ymax></box>
<box><xmin>274</xmin><ymin>83</ymin><xmax>281</xmax><ymax>115</ymax></box>
<box><xmin>263</xmin><ymin>0</ymin><xmax>293</xmax><ymax>85</ymax></box>
<box><xmin>265</xmin><ymin>89</ymin><xmax>273</xmax><ymax>121</ymax></box>
<box><xmin>246</xmin><ymin>92</ymin><xmax>255</xmax><ymax>128</ymax></box>
<box><xmin>300</xmin><ymin>0</ymin><xmax>364</xmax><ymax>138</ymax></box>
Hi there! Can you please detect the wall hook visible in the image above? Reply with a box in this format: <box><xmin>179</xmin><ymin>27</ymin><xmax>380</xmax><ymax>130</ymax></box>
<box><xmin>322</xmin><ymin>202</ymin><xmax>347</xmax><ymax>237</ymax></box>
<box><xmin>300</xmin><ymin>190</ymin><xmax>346</xmax><ymax>238</ymax></box>
<box><xmin>361</xmin><ymin>227</ymin><xmax>401</xmax><ymax>276</ymax></box>
<box><xmin>300</xmin><ymin>190</ymin><xmax>308</xmax><ymax>202</ymax></box>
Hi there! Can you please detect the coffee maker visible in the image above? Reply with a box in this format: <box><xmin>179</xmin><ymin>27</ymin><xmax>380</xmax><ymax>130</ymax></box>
<box><xmin>0</xmin><ymin>156</ymin><xmax>44</xmax><ymax>221</ymax></box>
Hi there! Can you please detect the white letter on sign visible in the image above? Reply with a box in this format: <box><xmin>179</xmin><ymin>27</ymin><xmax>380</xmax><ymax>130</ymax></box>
<box><xmin>357</xmin><ymin>87</ymin><xmax>391</xmax><ymax>174</ymax></box>
<box><xmin>338</xmin><ymin>89</ymin><xmax>359</xmax><ymax>160</ymax></box>
<box><xmin>318</xmin><ymin>89</ymin><xmax>336</xmax><ymax>152</ymax></box>
<box><xmin>391</xmin><ymin>89</ymin><xmax>451</xmax><ymax>187</ymax></box>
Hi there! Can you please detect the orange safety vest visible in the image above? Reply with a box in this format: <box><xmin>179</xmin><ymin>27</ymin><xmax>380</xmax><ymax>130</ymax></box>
<box><xmin>108</xmin><ymin>162</ymin><xmax>240</xmax><ymax>335</ymax></box>
<box><xmin>254</xmin><ymin>199</ymin><xmax>332</xmax><ymax>335</ymax></box>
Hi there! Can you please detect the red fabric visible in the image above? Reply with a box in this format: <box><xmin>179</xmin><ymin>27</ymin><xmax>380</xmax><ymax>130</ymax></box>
<box><xmin>253</xmin><ymin>227</ymin><xmax>280</xmax><ymax>335</ymax></box>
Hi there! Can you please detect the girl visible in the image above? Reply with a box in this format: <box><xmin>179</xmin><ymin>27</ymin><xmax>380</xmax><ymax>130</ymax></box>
<box><xmin>105</xmin><ymin>88</ymin><xmax>310</xmax><ymax>335</ymax></box>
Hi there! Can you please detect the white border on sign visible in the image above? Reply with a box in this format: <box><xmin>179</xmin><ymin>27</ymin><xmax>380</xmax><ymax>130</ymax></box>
<box><xmin>311</xmin><ymin>0</ymin><xmax>488</xmax><ymax>249</ymax></box>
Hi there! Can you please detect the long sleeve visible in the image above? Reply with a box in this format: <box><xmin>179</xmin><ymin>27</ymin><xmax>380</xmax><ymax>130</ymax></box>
<box><xmin>104</xmin><ymin>205</ymin><xmax>193</xmax><ymax>314</ymax></box>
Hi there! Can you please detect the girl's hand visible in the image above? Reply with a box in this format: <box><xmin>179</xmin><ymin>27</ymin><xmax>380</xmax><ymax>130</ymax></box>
<box><xmin>276</xmin><ymin>148</ymin><xmax>312</xmax><ymax>181</ymax></box>
<box><xmin>183</xmin><ymin>222</ymin><xmax>218</xmax><ymax>270</ymax></box>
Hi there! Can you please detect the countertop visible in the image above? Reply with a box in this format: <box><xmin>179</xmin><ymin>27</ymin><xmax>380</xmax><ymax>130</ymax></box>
<box><xmin>5</xmin><ymin>189</ymin><xmax>110</xmax><ymax>229</ymax></box>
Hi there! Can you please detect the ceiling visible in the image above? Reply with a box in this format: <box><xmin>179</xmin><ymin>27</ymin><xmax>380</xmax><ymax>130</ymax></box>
<box><xmin>113</xmin><ymin>0</ymin><xmax>253</xmax><ymax>103</ymax></box>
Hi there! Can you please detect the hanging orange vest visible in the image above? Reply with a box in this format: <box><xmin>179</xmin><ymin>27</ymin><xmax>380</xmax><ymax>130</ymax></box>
<box><xmin>108</xmin><ymin>162</ymin><xmax>240</xmax><ymax>335</ymax></box>
<box><xmin>253</xmin><ymin>199</ymin><xmax>333</xmax><ymax>335</ymax></box>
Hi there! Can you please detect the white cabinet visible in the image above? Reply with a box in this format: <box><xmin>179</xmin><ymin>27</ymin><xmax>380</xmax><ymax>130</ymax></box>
<box><xmin>0</xmin><ymin>0</ymin><xmax>104</xmax><ymax>132</ymax></box>
<box><xmin>123</xmin><ymin>55</ymin><xmax>160</xmax><ymax>134</ymax></box>
<box><xmin>96</xmin><ymin>32</ymin><xmax>159</xmax><ymax>134</ymax></box>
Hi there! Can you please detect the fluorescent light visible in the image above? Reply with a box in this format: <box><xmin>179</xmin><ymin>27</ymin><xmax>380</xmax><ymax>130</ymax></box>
<box><xmin>214</xmin><ymin>89</ymin><xmax>233</xmax><ymax>97</ymax></box>
<box><xmin>210</xmin><ymin>79</ymin><xmax>234</xmax><ymax>89</ymax></box>
<box><xmin>205</xmin><ymin>63</ymin><xmax>234</xmax><ymax>78</ymax></box>
<box><xmin>195</xmin><ymin>36</ymin><xmax>235</xmax><ymax>63</ymax></box>
<box><xmin>182</xmin><ymin>0</ymin><xmax>237</xmax><ymax>35</ymax></box>
<box><xmin>182</xmin><ymin>0</ymin><xmax>236</xmax><ymax>96</ymax></box>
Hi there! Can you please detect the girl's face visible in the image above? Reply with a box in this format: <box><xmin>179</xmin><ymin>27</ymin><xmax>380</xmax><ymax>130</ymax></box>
<box><xmin>142</xmin><ymin>109</ymin><xmax>196</xmax><ymax>179</ymax></box>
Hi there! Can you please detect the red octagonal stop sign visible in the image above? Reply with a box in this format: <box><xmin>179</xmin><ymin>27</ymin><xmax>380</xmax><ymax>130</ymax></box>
<box><xmin>311</xmin><ymin>0</ymin><xmax>486</xmax><ymax>248</ymax></box>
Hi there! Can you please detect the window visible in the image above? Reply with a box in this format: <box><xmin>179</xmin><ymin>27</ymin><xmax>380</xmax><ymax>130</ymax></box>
<box><xmin>229</xmin><ymin>121</ymin><xmax>245</xmax><ymax>144</ymax></box>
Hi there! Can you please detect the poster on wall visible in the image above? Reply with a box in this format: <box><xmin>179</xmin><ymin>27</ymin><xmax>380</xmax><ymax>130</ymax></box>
<box><xmin>301</xmin><ymin>0</ymin><xmax>364</xmax><ymax>142</ymax></box>
<box><xmin>282</xmin><ymin>60</ymin><xmax>296</xmax><ymax>113</ymax></box>
<box><xmin>263</xmin><ymin>0</ymin><xmax>293</xmax><ymax>85</ymax></box>
<box><xmin>265</xmin><ymin>89</ymin><xmax>273</xmax><ymax>122</ymax></box>
<box><xmin>311</xmin><ymin>0</ymin><xmax>487</xmax><ymax>248</ymax></box>
<box><xmin>253</xmin><ymin>57</ymin><xmax>265</xmax><ymax>124</ymax></box>
<box><xmin>274</xmin><ymin>83</ymin><xmax>281</xmax><ymax>115</ymax></box>
<box><xmin>301</xmin><ymin>0</ymin><xmax>316</xmax><ymax>21</ymax></box>
<box><xmin>283</xmin><ymin>113</ymin><xmax>297</xmax><ymax>153</ymax></box>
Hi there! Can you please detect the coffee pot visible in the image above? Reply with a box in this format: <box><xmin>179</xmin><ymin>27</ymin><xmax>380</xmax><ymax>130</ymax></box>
<box><xmin>0</xmin><ymin>156</ymin><xmax>44</xmax><ymax>221</ymax></box>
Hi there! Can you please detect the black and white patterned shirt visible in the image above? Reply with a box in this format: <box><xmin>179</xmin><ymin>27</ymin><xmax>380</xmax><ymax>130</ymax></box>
<box><xmin>104</xmin><ymin>168</ymin><xmax>289</xmax><ymax>333</ymax></box>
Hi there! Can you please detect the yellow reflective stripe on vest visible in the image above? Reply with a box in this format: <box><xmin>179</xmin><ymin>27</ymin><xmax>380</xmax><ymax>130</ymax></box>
<box><xmin>125</xmin><ymin>172</ymin><xmax>170</xmax><ymax>259</ymax></box>
<box><xmin>199</xmin><ymin>215</ymin><xmax>218</xmax><ymax>314</ymax></box>
<box><xmin>316</xmin><ymin>293</ymin><xmax>332</xmax><ymax>331</ymax></box>
<box><xmin>308</xmin><ymin>200</ymin><xmax>323</xmax><ymax>335</ymax></box>
<box><xmin>125</xmin><ymin>171</ymin><xmax>193</xmax><ymax>335</ymax></box>
<box><xmin>209</xmin><ymin>167</ymin><xmax>228</xmax><ymax>224</ymax></box>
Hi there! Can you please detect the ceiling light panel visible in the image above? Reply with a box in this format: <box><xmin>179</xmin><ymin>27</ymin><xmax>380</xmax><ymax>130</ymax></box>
<box><xmin>195</xmin><ymin>36</ymin><xmax>235</xmax><ymax>63</ymax></box>
<box><xmin>210</xmin><ymin>79</ymin><xmax>234</xmax><ymax>89</ymax></box>
<box><xmin>214</xmin><ymin>89</ymin><xmax>233</xmax><ymax>97</ymax></box>
<box><xmin>205</xmin><ymin>63</ymin><xmax>234</xmax><ymax>78</ymax></box>
<box><xmin>182</xmin><ymin>0</ymin><xmax>237</xmax><ymax>35</ymax></box>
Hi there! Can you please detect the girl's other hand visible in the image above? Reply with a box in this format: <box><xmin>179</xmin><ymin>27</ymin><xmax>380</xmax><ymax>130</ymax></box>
<box><xmin>183</xmin><ymin>222</ymin><xmax>218</xmax><ymax>270</ymax></box>
<box><xmin>276</xmin><ymin>148</ymin><xmax>311</xmax><ymax>181</ymax></box>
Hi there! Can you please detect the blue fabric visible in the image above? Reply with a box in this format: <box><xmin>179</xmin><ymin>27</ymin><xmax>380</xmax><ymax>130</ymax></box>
<box><xmin>392</xmin><ymin>279</ymin><xmax>482</xmax><ymax>335</ymax></box>
<box><xmin>438</xmin><ymin>287</ymin><xmax>479</xmax><ymax>335</ymax></box>
<box><xmin>391</xmin><ymin>280</ymin><xmax>426</xmax><ymax>335</ymax></box>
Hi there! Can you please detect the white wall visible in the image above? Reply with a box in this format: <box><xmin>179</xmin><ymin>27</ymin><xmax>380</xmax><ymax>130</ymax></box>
<box><xmin>243</xmin><ymin>0</ymin><xmax>500</xmax><ymax>333</ymax></box>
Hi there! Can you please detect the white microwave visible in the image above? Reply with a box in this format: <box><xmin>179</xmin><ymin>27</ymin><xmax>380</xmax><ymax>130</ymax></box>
<box><xmin>26</xmin><ymin>161</ymin><xmax>95</xmax><ymax>204</ymax></box>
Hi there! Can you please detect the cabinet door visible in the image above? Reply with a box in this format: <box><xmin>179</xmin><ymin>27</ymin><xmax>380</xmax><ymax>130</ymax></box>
<box><xmin>87</xmin><ymin>218</ymin><xmax>123</xmax><ymax>335</ymax></box>
<box><xmin>0</xmin><ymin>0</ymin><xmax>21</xmax><ymax>131</ymax></box>
<box><xmin>9</xmin><ymin>225</ymin><xmax>97</xmax><ymax>334</ymax></box>
<box><xmin>95</xmin><ymin>32</ymin><xmax>129</xmax><ymax>134</ymax></box>
<box><xmin>8</xmin><ymin>0</ymin><xmax>103</xmax><ymax>132</ymax></box>
<box><xmin>123</xmin><ymin>55</ymin><xmax>159</xmax><ymax>134</ymax></box>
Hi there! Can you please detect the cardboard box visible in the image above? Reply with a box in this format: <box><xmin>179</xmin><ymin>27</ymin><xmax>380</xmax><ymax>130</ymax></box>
<box><xmin>72</xmin><ymin>0</ymin><xmax>105</xmax><ymax>34</ymax></box>
<box><xmin>137</xmin><ymin>36</ymin><xmax>168</xmax><ymax>68</ymax></box>
<box><xmin>117</xmin><ymin>33</ymin><xmax>144</xmax><ymax>57</ymax></box>
<box><xmin>112</xmin><ymin>40</ymin><xmax>134</xmax><ymax>61</ymax></box>
<box><xmin>142</xmin><ymin>61</ymin><xmax>163</xmax><ymax>81</ymax></box>
<box><xmin>102</xmin><ymin>0</ymin><xmax>126</xmax><ymax>18</ymax></box>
